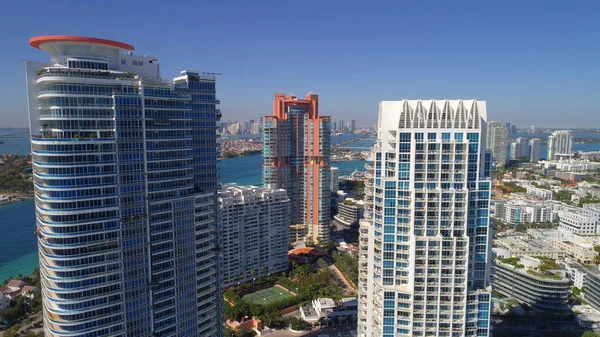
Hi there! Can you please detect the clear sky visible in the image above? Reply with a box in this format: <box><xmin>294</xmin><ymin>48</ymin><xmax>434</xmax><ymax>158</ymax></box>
<box><xmin>0</xmin><ymin>0</ymin><xmax>598</xmax><ymax>128</ymax></box>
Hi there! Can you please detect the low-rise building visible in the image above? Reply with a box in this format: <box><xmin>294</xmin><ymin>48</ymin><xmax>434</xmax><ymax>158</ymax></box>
<box><xmin>522</xmin><ymin>184</ymin><xmax>554</xmax><ymax>200</ymax></box>
<box><xmin>577</xmin><ymin>182</ymin><xmax>600</xmax><ymax>199</ymax></box>
<box><xmin>562</xmin><ymin>260</ymin><xmax>589</xmax><ymax>289</ymax></box>
<box><xmin>556</xmin><ymin>171</ymin><xmax>591</xmax><ymax>182</ymax></box>
<box><xmin>529</xmin><ymin>228</ymin><xmax>600</xmax><ymax>264</ymax></box>
<box><xmin>558</xmin><ymin>207</ymin><xmax>600</xmax><ymax>235</ymax></box>
<box><xmin>334</xmin><ymin>198</ymin><xmax>364</xmax><ymax>226</ymax></box>
<box><xmin>218</xmin><ymin>184</ymin><xmax>290</xmax><ymax>287</ymax></box>
<box><xmin>493</xmin><ymin>198</ymin><xmax>558</xmax><ymax>224</ymax></box>
<box><xmin>495</xmin><ymin>236</ymin><xmax>564</xmax><ymax>259</ymax></box>
<box><xmin>300</xmin><ymin>297</ymin><xmax>358</xmax><ymax>325</ymax></box>
<box><xmin>539</xmin><ymin>159</ymin><xmax>600</xmax><ymax>172</ymax></box>
<box><xmin>491</xmin><ymin>255</ymin><xmax>570</xmax><ymax>309</ymax></box>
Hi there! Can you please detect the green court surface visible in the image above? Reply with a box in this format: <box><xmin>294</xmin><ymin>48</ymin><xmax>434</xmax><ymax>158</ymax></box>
<box><xmin>242</xmin><ymin>286</ymin><xmax>295</xmax><ymax>305</ymax></box>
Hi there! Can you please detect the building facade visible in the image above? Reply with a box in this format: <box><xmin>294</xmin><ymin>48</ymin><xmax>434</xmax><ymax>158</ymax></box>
<box><xmin>585</xmin><ymin>269</ymin><xmax>600</xmax><ymax>312</ymax></box>
<box><xmin>263</xmin><ymin>93</ymin><xmax>331</xmax><ymax>243</ymax></box>
<box><xmin>26</xmin><ymin>36</ymin><xmax>221</xmax><ymax>337</ymax></box>
<box><xmin>218</xmin><ymin>184</ymin><xmax>290</xmax><ymax>287</ymax></box>
<box><xmin>358</xmin><ymin>100</ymin><xmax>493</xmax><ymax>337</ymax></box>
<box><xmin>485</xmin><ymin>121</ymin><xmax>507</xmax><ymax>168</ymax></box>
<box><xmin>548</xmin><ymin>130</ymin><xmax>574</xmax><ymax>160</ymax></box>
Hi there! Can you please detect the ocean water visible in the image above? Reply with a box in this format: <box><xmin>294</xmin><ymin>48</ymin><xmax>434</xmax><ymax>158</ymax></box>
<box><xmin>0</xmin><ymin>128</ymin><xmax>30</xmax><ymax>155</ymax></box>
<box><xmin>0</xmin><ymin>200</ymin><xmax>38</xmax><ymax>282</ymax></box>
<box><xmin>0</xmin><ymin>136</ymin><xmax>371</xmax><ymax>281</ymax></box>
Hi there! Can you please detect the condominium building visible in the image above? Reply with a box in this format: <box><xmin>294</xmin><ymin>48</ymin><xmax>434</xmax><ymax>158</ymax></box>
<box><xmin>218</xmin><ymin>184</ymin><xmax>290</xmax><ymax>287</ymax></box>
<box><xmin>26</xmin><ymin>36</ymin><xmax>221</xmax><ymax>337</ymax></box>
<box><xmin>358</xmin><ymin>100</ymin><xmax>493</xmax><ymax>337</ymax></box>
<box><xmin>263</xmin><ymin>93</ymin><xmax>332</xmax><ymax>243</ymax></box>
<box><xmin>548</xmin><ymin>130</ymin><xmax>574</xmax><ymax>160</ymax></box>
<box><xmin>491</xmin><ymin>255</ymin><xmax>570</xmax><ymax>309</ymax></box>
<box><xmin>485</xmin><ymin>121</ymin><xmax>507</xmax><ymax>167</ymax></box>
<box><xmin>529</xmin><ymin>138</ymin><xmax>541</xmax><ymax>162</ymax></box>
<box><xmin>331</xmin><ymin>167</ymin><xmax>340</xmax><ymax>192</ymax></box>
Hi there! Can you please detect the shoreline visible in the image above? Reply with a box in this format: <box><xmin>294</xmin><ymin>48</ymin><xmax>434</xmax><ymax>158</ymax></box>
<box><xmin>0</xmin><ymin>198</ymin><xmax>29</xmax><ymax>207</ymax></box>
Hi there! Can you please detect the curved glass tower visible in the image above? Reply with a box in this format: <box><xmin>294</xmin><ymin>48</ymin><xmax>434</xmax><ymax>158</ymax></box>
<box><xmin>26</xmin><ymin>36</ymin><xmax>221</xmax><ymax>337</ymax></box>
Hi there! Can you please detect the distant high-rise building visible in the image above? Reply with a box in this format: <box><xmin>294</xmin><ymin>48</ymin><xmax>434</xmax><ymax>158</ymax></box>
<box><xmin>330</xmin><ymin>167</ymin><xmax>340</xmax><ymax>192</ymax></box>
<box><xmin>530</xmin><ymin>125</ymin><xmax>536</xmax><ymax>133</ymax></box>
<box><xmin>510</xmin><ymin>137</ymin><xmax>529</xmax><ymax>160</ymax></box>
<box><xmin>263</xmin><ymin>93</ymin><xmax>331</xmax><ymax>243</ymax></box>
<box><xmin>486</xmin><ymin>121</ymin><xmax>507</xmax><ymax>167</ymax></box>
<box><xmin>218</xmin><ymin>184</ymin><xmax>290</xmax><ymax>287</ymax></box>
<box><xmin>337</xmin><ymin>120</ymin><xmax>345</xmax><ymax>133</ymax></box>
<box><xmin>529</xmin><ymin>138</ymin><xmax>541</xmax><ymax>162</ymax></box>
<box><xmin>351</xmin><ymin>119</ymin><xmax>356</xmax><ymax>131</ymax></box>
<box><xmin>548</xmin><ymin>130</ymin><xmax>574</xmax><ymax>160</ymax></box>
<box><xmin>229</xmin><ymin>123</ymin><xmax>240</xmax><ymax>134</ymax></box>
<box><xmin>511</xmin><ymin>125</ymin><xmax>517</xmax><ymax>135</ymax></box>
<box><xmin>358</xmin><ymin>100</ymin><xmax>492</xmax><ymax>337</ymax></box>
<box><xmin>505</xmin><ymin>122</ymin><xmax>511</xmax><ymax>130</ymax></box>
<box><xmin>250</xmin><ymin>122</ymin><xmax>261</xmax><ymax>134</ymax></box>
<box><xmin>26</xmin><ymin>35</ymin><xmax>221</xmax><ymax>336</ymax></box>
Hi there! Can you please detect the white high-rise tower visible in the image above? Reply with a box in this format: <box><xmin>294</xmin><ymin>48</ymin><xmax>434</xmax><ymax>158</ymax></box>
<box><xmin>548</xmin><ymin>130</ymin><xmax>573</xmax><ymax>160</ymax></box>
<box><xmin>358</xmin><ymin>100</ymin><xmax>493</xmax><ymax>337</ymax></box>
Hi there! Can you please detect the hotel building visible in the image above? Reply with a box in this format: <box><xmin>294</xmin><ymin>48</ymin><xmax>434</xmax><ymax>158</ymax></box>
<box><xmin>26</xmin><ymin>36</ymin><xmax>221</xmax><ymax>337</ymax></box>
<box><xmin>358</xmin><ymin>100</ymin><xmax>493</xmax><ymax>337</ymax></box>
<box><xmin>263</xmin><ymin>93</ymin><xmax>332</xmax><ymax>243</ymax></box>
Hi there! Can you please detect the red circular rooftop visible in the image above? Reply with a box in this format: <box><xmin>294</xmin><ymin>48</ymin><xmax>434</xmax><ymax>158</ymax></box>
<box><xmin>29</xmin><ymin>36</ymin><xmax>135</xmax><ymax>51</ymax></box>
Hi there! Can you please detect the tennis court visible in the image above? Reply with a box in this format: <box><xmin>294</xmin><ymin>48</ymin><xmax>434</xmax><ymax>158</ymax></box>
<box><xmin>242</xmin><ymin>286</ymin><xmax>295</xmax><ymax>305</ymax></box>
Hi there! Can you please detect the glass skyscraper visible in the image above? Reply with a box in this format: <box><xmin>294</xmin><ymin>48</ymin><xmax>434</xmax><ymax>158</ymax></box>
<box><xmin>358</xmin><ymin>100</ymin><xmax>492</xmax><ymax>337</ymax></box>
<box><xmin>263</xmin><ymin>93</ymin><xmax>331</xmax><ymax>244</ymax></box>
<box><xmin>26</xmin><ymin>36</ymin><xmax>221</xmax><ymax>337</ymax></box>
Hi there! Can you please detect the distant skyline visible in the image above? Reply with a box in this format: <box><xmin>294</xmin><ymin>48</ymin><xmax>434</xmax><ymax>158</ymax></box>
<box><xmin>1</xmin><ymin>0</ymin><xmax>599</xmax><ymax>128</ymax></box>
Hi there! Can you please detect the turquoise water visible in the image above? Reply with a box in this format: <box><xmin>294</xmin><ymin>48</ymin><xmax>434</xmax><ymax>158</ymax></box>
<box><xmin>0</xmin><ymin>138</ymin><xmax>370</xmax><ymax>281</ymax></box>
<box><xmin>0</xmin><ymin>200</ymin><xmax>38</xmax><ymax>282</ymax></box>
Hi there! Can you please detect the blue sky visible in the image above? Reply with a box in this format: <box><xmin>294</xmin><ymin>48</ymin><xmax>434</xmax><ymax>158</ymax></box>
<box><xmin>0</xmin><ymin>0</ymin><xmax>598</xmax><ymax>128</ymax></box>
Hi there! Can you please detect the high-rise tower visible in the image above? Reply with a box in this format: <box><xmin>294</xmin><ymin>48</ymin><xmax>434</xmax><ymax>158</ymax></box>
<box><xmin>529</xmin><ymin>138</ymin><xmax>541</xmax><ymax>162</ymax></box>
<box><xmin>263</xmin><ymin>93</ymin><xmax>331</xmax><ymax>244</ymax></box>
<box><xmin>548</xmin><ymin>130</ymin><xmax>574</xmax><ymax>160</ymax></box>
<box><xmin>26</xmin><ymin>36</ymin><xmax>221</xmax><ymax>337</ymax></box>
<box><xmin>485</xmin><ymin>121</ymin><xmax>507</xmax><ymax>168</ymax></box>
<box><xmin>358</xmin><ymin>100</ymin><xmax>493</xmax><ymax>337</ymax></box>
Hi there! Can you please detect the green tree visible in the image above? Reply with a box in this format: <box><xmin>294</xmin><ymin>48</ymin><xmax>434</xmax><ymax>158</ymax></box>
<box><xmin>236</xmin><ymin>328</ymin><xmax>257</xmax><ymax>337</ymax></box>
<box><xmin>3</xmin><ymin>307</ymin><xmax>25</xmax><ymax>322</ymax></box>
<box><xmin>286</xmin><ymin>316</ymin><xmax>309</xmax><ymax>331</ymax></box>
<box><xmin>260</xmin><ymin>310</ymin><xmax>283</xmax><ymax>329</ymax></box>
<box><xmin>581</xmin><ymin>331</ymin><xmax>600</xmax><ymax>337</ymax></box>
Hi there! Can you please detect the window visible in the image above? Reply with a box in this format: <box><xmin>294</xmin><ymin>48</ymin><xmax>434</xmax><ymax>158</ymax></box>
<box><xmin>121</xmin><ymin>59</ymin><xmax>127</xmax><ymax>65</ymax></box>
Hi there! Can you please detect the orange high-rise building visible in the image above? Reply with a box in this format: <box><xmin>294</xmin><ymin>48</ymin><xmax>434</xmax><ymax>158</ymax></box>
<box><xmin>263</xmin><ymin>93</ymin><xmax>331</xmax><ymax>243</ymax></box>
